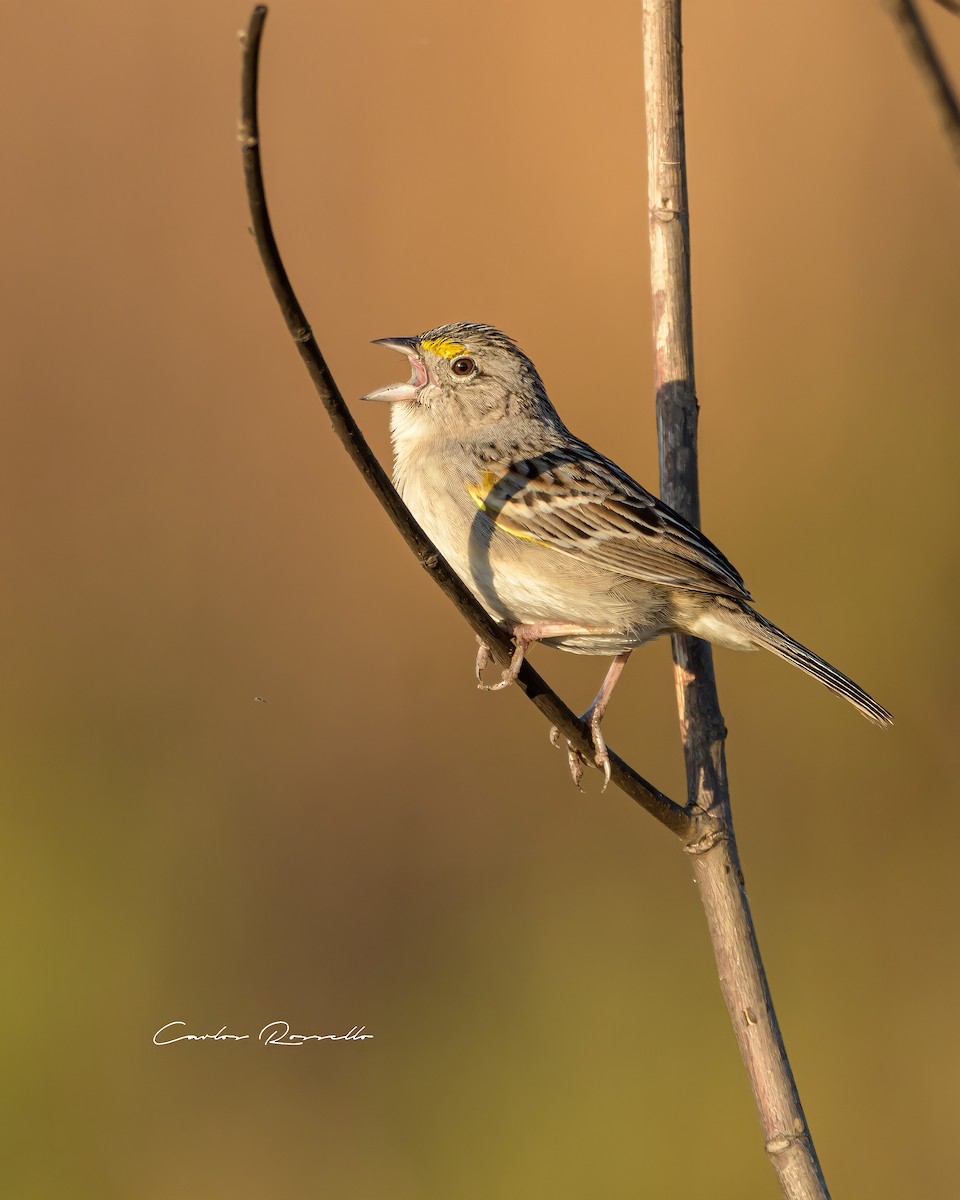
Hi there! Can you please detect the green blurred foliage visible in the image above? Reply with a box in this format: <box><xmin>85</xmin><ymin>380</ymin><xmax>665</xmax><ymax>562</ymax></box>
<box><xmin>1</xmin><ymin>1</ymin><xmax>958</xmax><ymax>1196</ymax></box>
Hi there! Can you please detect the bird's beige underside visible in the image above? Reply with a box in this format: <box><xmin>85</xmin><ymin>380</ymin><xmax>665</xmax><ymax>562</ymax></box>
<box><xmin>398</xmin><ymin>448</ymin><xmax>751</xmax><ymax>656</ymax></box>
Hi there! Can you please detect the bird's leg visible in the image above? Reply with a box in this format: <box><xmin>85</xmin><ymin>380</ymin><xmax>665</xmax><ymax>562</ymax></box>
<box><xmin>550</xmin><ymin>652</ymin><xmax>631</xmax><ymax>791</ymax></box>
<box><xmin>476</xmin><ymin>622</ymin><xmax>611</xmax><ymax>692</ymax></box>
<box><xmin>583</xmin><ymin>651</ymin><xmax>631</xmax><ymax>788</ymax></box>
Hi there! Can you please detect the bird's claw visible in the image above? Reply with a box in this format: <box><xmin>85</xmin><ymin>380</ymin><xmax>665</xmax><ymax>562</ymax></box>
<box><xmin>475</xmin><ymin>638</ymin><xmax>492</xmax><ymax>682</ymax></box>
<box><xmin>567</xmin><ymin>746</ymin><xmax>586</xmax><ymax>791</ymax></box>
<box><xmin>588</xmin><ymin>711</ymin><xmax>612</xmax><ymax>791</ymax></box>
<box><xmin>480</xmin><ymin>637</ymin><xmax>618</xmax><ymax>789</ymax></box>
<box><xmin>478</xmin><ymin>671</ymin><xmax>515</xmax><ymax>692</ymax></box>
<box><xmin>476</xmin><ymin>635</ymin><xmax>526</xmax><ymax>692</ymax></box>
<box><xmin>548</xmin><ymin>720</ymin><xmax>611</xmax><ymax>792</ymax></box>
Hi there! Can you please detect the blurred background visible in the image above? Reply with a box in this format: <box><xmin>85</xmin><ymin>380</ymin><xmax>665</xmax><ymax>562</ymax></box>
<box><xmin>2</xmin><ymin>1</ymin><xmax>958</xmax><ymax>1195</ymax></box>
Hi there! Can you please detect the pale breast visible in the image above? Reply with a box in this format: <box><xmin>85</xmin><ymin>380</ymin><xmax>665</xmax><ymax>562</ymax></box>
<box><xmin>395</xmin><ymin>453</ymin><xmax>673</xmax><ymax>654</ymax></box>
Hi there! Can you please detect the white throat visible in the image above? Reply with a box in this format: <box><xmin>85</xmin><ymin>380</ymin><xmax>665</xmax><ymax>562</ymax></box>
<box><xmin>389</xmin><ymin>401</ymin><xmax>431</xmax><ymax>494</ymax></box>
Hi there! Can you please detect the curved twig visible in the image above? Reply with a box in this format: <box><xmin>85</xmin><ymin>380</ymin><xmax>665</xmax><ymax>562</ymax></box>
<box><xmin>237</xmin><ymin>6</ymin><xmax>693</xmax><ymax>838</ymax></box>
<box><xmin>886</xmin><ymin>0</ymin><xmax>960</xmax><ymax>164</ymax></box>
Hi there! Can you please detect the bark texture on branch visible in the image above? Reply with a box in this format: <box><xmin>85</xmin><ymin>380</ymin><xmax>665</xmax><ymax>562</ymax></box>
<box><xmin>641</xmin><ymin>4</ymin><xmax>831</xmax><ymax>1198</ymax></box>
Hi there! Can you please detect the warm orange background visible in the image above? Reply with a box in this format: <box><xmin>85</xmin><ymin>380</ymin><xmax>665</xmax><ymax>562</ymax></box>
<box><xmin>2</xmin><ymin>1</ymin><xmax>958</xmax><ymax>1196</ymax></box>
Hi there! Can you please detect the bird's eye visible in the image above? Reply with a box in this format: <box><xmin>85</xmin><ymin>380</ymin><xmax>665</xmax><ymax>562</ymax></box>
<box><xmin>451</xmin><ymin>356</ymin><xmax>476</xmax><ymax>377</ymax></box>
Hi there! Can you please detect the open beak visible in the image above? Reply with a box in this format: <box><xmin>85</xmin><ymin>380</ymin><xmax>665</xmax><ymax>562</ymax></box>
<box><xmin>363</xmin><ymin>337</ymin><xmax>428</xmax><ymax>402</ymax></box>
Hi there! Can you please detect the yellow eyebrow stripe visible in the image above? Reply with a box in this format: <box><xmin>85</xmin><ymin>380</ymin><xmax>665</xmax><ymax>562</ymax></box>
<box><xmin>422</xmin><ymin>336</ymin><xmax>467</xmax><ymax>359</ymax></box>
<box><xmin>466</xmin><ymin>474</ymin><xmax>552</xmax><ymax>547</ymax></box>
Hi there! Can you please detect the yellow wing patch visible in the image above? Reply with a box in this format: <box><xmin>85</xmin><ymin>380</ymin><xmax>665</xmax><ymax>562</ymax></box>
<box><xmin>466</xmin><ymin>472</ymin><xmax>552</xmax><ymax>547</ymax></box>
<box><xmin>421</xmin><ymin>336</ymin><xmax>467</xmax><ymax>359</ymax></box>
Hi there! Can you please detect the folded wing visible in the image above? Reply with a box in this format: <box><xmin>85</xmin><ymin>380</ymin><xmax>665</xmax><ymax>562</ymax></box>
<box><xmin>469</xmin><ymin>443</ymin><xmax>751</xmax><ymax>601</ymax></box>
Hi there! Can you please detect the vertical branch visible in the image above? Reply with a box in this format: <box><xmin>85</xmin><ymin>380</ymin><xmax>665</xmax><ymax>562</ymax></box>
<box><xmin>641</xmin><ymin>5</ymin><xmax>831</xmax><ymax>1198</ymax></box>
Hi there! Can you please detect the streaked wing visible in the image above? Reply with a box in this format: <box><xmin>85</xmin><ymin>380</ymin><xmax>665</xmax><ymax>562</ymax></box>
<box><xmin>468</xmin><ymin>442</ymin><xmax>750</xmax><ymax>600</ymax></box>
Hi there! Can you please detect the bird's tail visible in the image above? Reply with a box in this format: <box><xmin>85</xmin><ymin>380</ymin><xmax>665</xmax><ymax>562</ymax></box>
<box><xmin>746</xmin><ymin>611</ymin><xmax>893</xmax><ymax>727</ymax></box>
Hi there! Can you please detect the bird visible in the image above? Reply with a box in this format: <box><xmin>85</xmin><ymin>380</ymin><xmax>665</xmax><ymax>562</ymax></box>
<box><xmin>363</xmin><ymin>322</ymin><xmax>892</xmax><ymax>786</ymax></box>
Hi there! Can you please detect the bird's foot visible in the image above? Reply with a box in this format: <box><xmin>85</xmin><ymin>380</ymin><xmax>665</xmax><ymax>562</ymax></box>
<box><xmin>590</xmin><ymin>710</ymin><xmax>612</xmax><ymax>791</ymax></box>
<box><xmin>548</xmin><ymin>725</ymin><xmax>585</xmax><ymax>790</ymax></box>
<box><xmin>477</xmin><ymin>622</ymin><xmax>609</xmax><ymax>694</ymax></box>
<box><xmin>548</xmin><ymin>708</ymin><xmax>611</xmax><ymax>792</ymax></box>
<box><xmin>475</xmin><ymin>637</ymin><xmax>492</xmax><ymax>681</ymax></box>
<box><xmin>476</xmin><ymin>633</ymin><xmax>527</xmax><ymax>692</ymax></box>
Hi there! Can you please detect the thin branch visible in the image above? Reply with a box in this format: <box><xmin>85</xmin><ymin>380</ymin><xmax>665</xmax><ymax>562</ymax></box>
<box><xmin>886</xmin><ymin>0</ymin><xmax>960</xmax><ymax>163</ymax></box>
<box><xmin>237</xmin><ymin>6</ymin><xmax>694</xmax><ymax>838</ymax></box>
<box><xmin>641</xmin><ymin>3</ymin><xmax>831</xmax><ymax>1198</ymax></box>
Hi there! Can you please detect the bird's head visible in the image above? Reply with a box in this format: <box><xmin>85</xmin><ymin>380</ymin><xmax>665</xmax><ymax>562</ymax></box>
<box><xmin>363</xmin><ymin>322</ymin><xmax>558</xmax><ymax>442</ymax></box>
